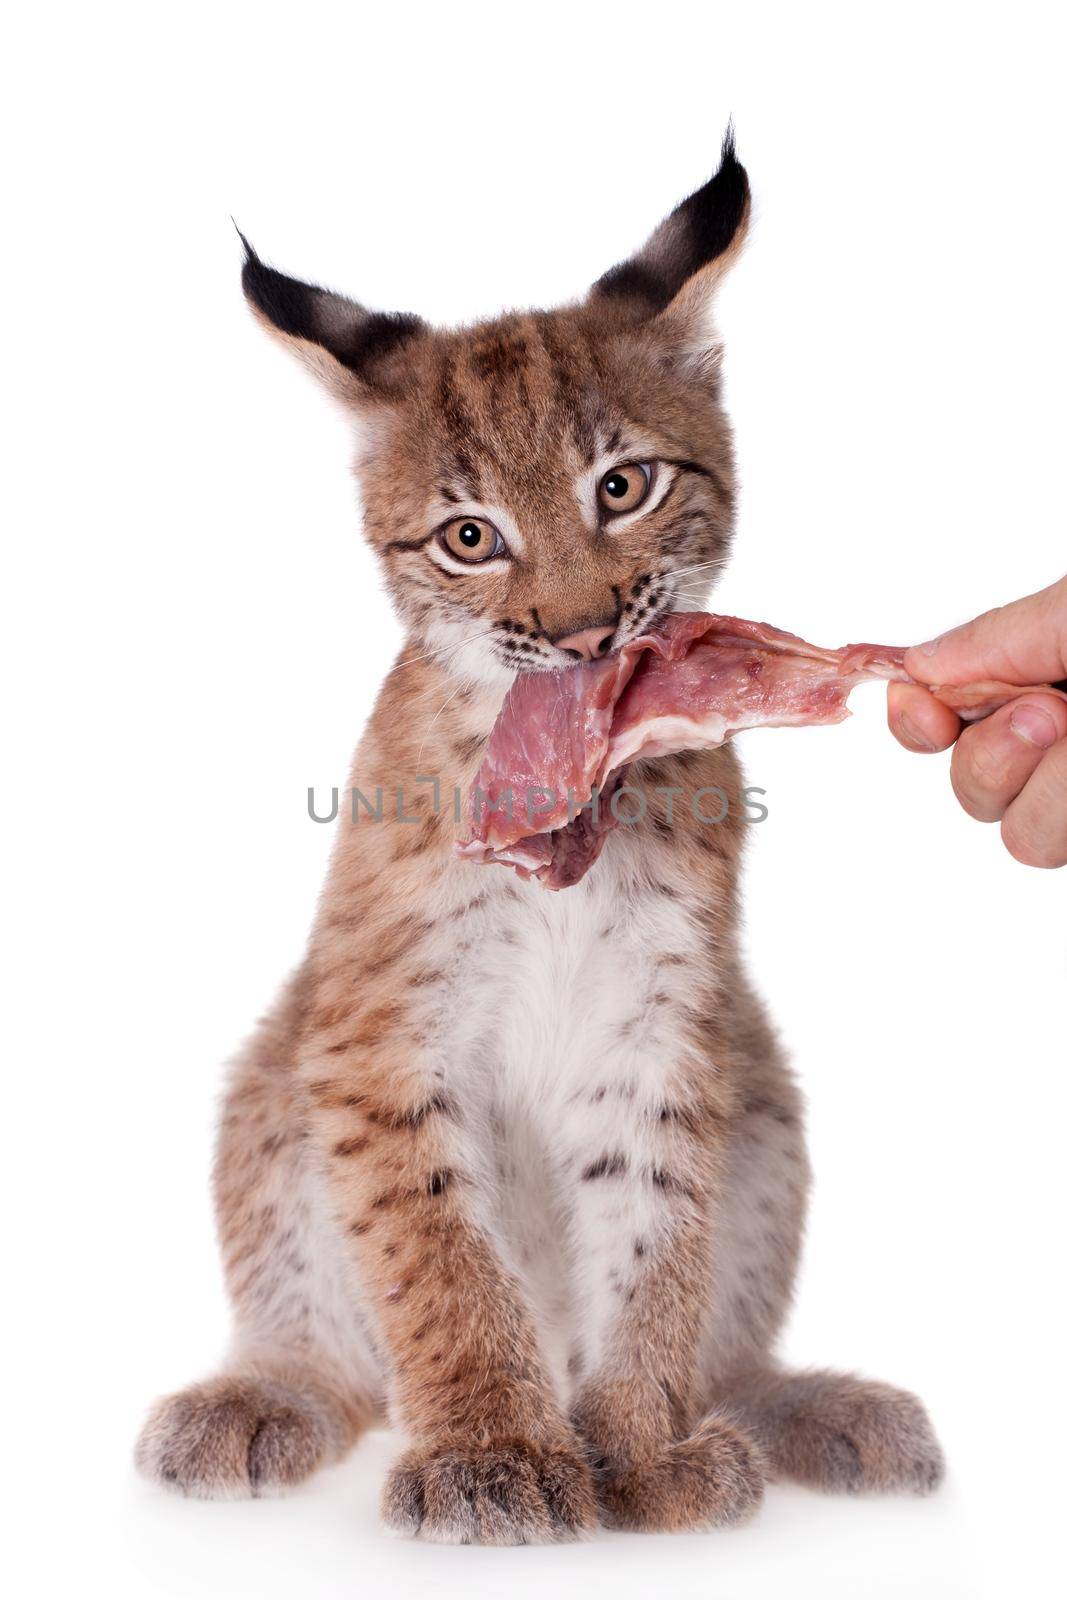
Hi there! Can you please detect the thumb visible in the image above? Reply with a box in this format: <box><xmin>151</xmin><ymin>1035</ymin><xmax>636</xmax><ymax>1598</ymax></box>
<box><xmin>904</xmin><ymin>576</ymin><xmax>1067</xmax><ymax>688</ymax></box>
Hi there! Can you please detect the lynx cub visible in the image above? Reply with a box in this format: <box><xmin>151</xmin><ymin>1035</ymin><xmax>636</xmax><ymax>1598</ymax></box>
<box><xmin>136</xmin><ymin>136</ymin><xmax>942</xmax><ymax>1542</ymax></box>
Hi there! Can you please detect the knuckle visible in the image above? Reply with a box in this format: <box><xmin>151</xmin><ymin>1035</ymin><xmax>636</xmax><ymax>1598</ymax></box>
<box><xmin>965</xmin><ymin>729</ymin><xmax>1012</xmax><ymax>787</ymax></box>
<box><xmin>950</xmin><ymin>730</ymin><xmax>1011</xmax><ymax>819</ymax></box>
<box><xmin>1000</xmin><ymin>815</ymin><xmax>1065</xmax><ymax>869</ymax></box>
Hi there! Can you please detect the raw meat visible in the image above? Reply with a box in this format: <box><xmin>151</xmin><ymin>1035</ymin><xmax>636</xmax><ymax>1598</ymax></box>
<box><xmin>455</xmin><ymin>612</ymin><xmax>1062</xmax><ymax>889</ymax></box>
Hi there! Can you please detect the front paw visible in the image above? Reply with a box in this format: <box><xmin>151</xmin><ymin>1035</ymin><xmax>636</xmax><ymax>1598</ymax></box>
<box><xmin>383</xmin><ymin>1435</ymin><xmax>596</xmax><ymax>1544</ymax></box>
<box><xmin>592</xmin><ymin>1415</ymin><xmax>765</xmax><ymax>1533</ymax></box>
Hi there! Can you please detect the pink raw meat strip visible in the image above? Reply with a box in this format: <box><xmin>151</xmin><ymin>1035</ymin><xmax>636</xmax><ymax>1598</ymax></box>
<box><xmin>455</xmin><ymin>611</ymin><xmax>1063</xmax><ymax>889</ymax></box>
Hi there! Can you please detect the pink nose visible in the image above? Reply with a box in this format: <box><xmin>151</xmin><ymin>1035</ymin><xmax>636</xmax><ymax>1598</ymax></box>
<box><xmin>554</xmin><ymin>624</ymin><xmax>615</xmax><ymax>661</ymax></box>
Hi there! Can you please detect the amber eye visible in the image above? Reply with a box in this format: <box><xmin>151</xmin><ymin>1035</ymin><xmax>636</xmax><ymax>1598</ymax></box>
<box><xmin>598</xmin><ymin>462</ymin><xmax>652</xmax><ymax>514</ymax></box>
<box><xmin>438</xmin><ymin>517</ymin><xmax>506</xmax><ymax>564</ymax></box>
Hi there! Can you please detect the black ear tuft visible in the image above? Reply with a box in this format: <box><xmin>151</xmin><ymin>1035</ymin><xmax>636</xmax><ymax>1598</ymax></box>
<box><xmin>239</xmin><ymin>228</ymin><xmax>323</xmax><ymax>344</ymax></box>
<box><xmin>592</xmin><ymin>128</ymin><xmax>750</xmax><ymax>313</ymax></box>
<box><xmin>238</xmin><ymin>230</ymin><xmax>424</xmax><ymax>380</ymax></box>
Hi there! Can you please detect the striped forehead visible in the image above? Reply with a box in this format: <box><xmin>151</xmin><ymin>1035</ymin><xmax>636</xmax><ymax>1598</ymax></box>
<box><xmin>431</xmin><ymin>315</ymin><xmax>607</xmax><ymax>498</ymax></box>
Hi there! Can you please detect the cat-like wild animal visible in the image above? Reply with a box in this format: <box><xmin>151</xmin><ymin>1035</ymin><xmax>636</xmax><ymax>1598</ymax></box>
<box><xmin>136</xmin><ymin>135</ymin><xmax>943</xmax><ymax>1542</ymax></box>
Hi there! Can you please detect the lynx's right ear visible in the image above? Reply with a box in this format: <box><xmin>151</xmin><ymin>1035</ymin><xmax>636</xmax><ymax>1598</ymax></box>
<box><xmin>238</xmin><ymin>230</ymin><xmax>426</xmax><ymax>405</ymax></box>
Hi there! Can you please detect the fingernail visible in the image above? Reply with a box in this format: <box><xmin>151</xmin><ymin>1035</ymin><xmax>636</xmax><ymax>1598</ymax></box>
<box><xmin>897</xmin><ymin>713</ymin><xmax>937</xmax><ymax>752</ymax></box>
<box><xmin>1009</xmin><ymin>703</ymin><xmax>1059</xmax><ymax>749</ymax></box>
<box><xmin>918</xmin><ymin>636</ymin><xmax>943</xmax><ymax>658</ymax></box>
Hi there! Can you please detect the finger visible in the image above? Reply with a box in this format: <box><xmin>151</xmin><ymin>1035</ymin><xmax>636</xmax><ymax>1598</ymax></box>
<box><xmin>949</xmin><ymin>693</ymin><xmax>1067</xmax><ymax>823</ymax></box>
<box><xmin>887</xmin><ymin>681</ymin><xmax>961</xmax><ymax>753</ymax></box>
<box><xmin>903</xmin><ymin>574</ymin><xmax>1067</xmax><ymax>688</ymax></box>
<box><xmin>1001</xmin><ymin>737</ymin><xmax>1067</xmax><ymax>868</ymax></box>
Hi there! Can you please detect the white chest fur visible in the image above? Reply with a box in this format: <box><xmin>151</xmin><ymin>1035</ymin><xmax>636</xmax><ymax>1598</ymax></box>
<box><xmin>438</xmin><ymin>835</ymin><xmax>704</xmax><ymax>1113</ymax></box>
<box><xmin>423</xmin><ymin>836</ymin><xmax>709</xmax><ymax>1393</ymax></box>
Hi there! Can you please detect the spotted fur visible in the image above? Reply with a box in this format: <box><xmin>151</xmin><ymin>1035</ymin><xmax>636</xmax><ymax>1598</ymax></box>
<box><xmin>137</xmin><ymin>135</ymin><xmax>942</xmax><ymax>1540</ymax></box>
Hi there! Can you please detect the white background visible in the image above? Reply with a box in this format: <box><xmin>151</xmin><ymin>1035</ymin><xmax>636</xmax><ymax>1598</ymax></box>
<box><xmin>4</xmin><ymin>4</ymin><xmax>1064</xmax><ymax>1597</ymax></box>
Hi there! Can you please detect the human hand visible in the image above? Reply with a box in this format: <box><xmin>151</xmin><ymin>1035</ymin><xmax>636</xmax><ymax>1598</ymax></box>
<box><xmin>887</xmin><ymin>575</ymin><xmax>1067</xmax><ymax>867</ymax></box>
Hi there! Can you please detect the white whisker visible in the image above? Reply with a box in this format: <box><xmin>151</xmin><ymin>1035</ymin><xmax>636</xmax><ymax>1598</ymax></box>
<box><xmin>414</xmin><ymin>679</ymin><xmax>468</xmax><ymax>771</ymax></box>
<box><xmin>392</xmin><ymin>626</ymin><xmax>499</xmax><ymax>675</ymax></box>
<box><xmin>660</xmin><ymin>556</ymin><xmax>726</xmax><ymax>583</ymax></box>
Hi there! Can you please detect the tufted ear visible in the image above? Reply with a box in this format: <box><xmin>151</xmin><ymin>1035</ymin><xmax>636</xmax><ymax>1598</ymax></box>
<box><xmin>590</xmin><ymin>129</ymin><xmax>750</xmax><ymax>368</ymax></box>
<box><xmin>238</xmin><ymin>230</ymin><xmax>426</xmax><ymax>404</ymax></box>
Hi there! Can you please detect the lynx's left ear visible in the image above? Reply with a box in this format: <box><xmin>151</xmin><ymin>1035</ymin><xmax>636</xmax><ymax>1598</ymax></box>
<box><xmin>590</xmin><ymin>128</ymin><xmax>750</xmax><ymax>368</ymax></box>
<box><xmin>238</xmin><ymin>231</ymin><xmax>426</xmax><ymax>405</ymax></box>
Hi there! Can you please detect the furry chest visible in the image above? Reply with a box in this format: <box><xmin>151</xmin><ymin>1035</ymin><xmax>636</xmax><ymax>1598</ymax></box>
<box><xmin>436</xmin><ymin>841</ymin><xmax>709</xmax><ymax>1117</ymax></box>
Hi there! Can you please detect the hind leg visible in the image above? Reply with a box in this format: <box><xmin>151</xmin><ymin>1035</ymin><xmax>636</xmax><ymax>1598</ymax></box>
<box><xmin>136</xmin><ymin>973</ymin><xmax>383</xmax><ymax>1499</ymax></box>
<box><xmin>135</xmin><ymin>1356</ymin><xmax>370</xmax><ymax>1499</ymax></box>
<box><xmin>718</xmin><ymin>1367</ymin><xmax>944</xmax><ymax>1495</ymax></box>
<box><xmin>700</xmin><ymin>992</ymin><xmax>943</xmax><ymax>1497</ymax></box>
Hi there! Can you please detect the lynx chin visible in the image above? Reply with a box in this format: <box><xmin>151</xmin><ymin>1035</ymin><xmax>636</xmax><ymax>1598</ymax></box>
<box><xmin>136</xmin><ymin>133</ymin><xmax>943</xmax><ymax>1544</ymax></box>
